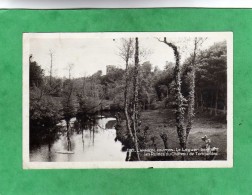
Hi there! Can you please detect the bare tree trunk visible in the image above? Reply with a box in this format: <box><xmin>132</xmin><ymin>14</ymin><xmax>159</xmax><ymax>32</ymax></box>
<box><xmin>49</xmin><ymin>50</ymin><xmax>53</xmax><ymax>86</ymax></box>
<box><xmin>124</xmin><ymin>51</ymin><xmax>135</xmax><ymax>143</ymax></box>
<box><xmin>132</xmin><ymin>37</ymin><xmax>141</xmax><ymax>160</ymax></box>
<box><xmin>66</xmin><ymin>120</ymin><xmax>71</xmax><ymax>151</ymax></box>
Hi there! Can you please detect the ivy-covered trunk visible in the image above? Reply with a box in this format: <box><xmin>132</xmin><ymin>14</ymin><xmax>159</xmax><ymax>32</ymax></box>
<box><xmin>161</xmin><ymin>38</ymin><xmax>186</xmax><ymax>149</ymax></box>
<box><xmin>186</xmin><ymin>38</ymin><xmax>197</xmax><ymax>140</ymax></box>
<box><xmin>132</xmin><ymin>37</ymin><xmax>141</xmax><ymax>160</ymax></box>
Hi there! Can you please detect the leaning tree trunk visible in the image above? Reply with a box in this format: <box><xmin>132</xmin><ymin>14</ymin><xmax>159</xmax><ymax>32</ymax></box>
<box><xmin>162</xmin><ymin>38</ymin><xmax>186</xmax><ymax>149</ymax></box>
<box><xmin>132</xmin><ymin>37</ymin><xmax>141</xmax><ymax>160</ymax></box>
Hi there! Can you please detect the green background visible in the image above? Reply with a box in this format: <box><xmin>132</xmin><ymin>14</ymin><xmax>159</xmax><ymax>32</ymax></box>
<box><xmin>0</xmin><ymin>8</ymin><xmax>249</xmax><ymax>194</ymax></box>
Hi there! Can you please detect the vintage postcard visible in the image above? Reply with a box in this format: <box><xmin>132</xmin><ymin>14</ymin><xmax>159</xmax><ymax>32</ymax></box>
<box><xmin>23</xmin><ymin>32</ymin><xmax>233</xmax><ymax>169</ymax></box>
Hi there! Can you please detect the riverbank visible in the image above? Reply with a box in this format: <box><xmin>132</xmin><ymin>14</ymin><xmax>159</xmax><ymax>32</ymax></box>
<box><xmin>115</xmin><ymin>108</ymin><xmax>227</xmax><ymax>161</ymax></box>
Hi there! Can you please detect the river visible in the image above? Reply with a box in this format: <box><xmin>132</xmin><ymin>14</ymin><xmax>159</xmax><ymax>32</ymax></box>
<box><xmin>30</xmin><ymin>117</ymin><xmax>126</xmax><ymax>162</ymax></box>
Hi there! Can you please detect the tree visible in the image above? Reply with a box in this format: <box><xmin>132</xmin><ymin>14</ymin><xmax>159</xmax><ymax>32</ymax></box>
<box><xmin>62</xmin><ymin>64</ymin><xmax>76</xmax><ymax>151</ymax></box>
<box><xmin>30</xmin><ymin>95</ymin><xmax>62</xmax><ymax>150</ymax></box>
<box><xmin>139</xmin><ymin>61</ymin><xmax>156</xmax><ymax>109</ymax></box>
<box><xmin>29</xmin><ymin>54</ymin><xmax>44</xmax><ymax>88</ymax></box>
<box><xmin>132</xmin><ymin>37</ymin><xmax>141</xmax><ymax>160</ymax></box>
<box><xmin>158</xmin><ymin>37</ymin><xmax>207</xmax><ymax>149</ymax></box>
<box><xmin>67</xmin><ymin>63</ymin><xmax>74</xmax><ymax>80</ymax></box>
<box><xmin>29</xmin><ymin>55</ymin><xmax>62</xmax><ymax>150</ymax></box>
<box><xmin>118</xmin><ymin>38</ymin><xmax>135</xmax><ymax>147</ymax></box>
<box><xmin>186</xmin><ymin>38</ymin><xmax>205</xmax><ymax>140</ymax></box>
<box><xmin>158</xmin><ymin>37</ymin><xmax>187</xmax><ymax>149</ymax></box>
<box><xmin>196</xmin><ymin>41</ymin><xmax>227</xmax><ymax>115</ymax></box>
<box><xmin>49</xmin><ymin>50</ymin><xmax>54</xmax><ymax>86</ymax></box>
<box><xmin>117</xmin><ymin>38</ymin><xmax>143</xmax><ymax>160</ymax></box>
<box><xmin>153</xmin><ymin>62</ymin><xmax>174</xmax><ymax>102</ymax></box>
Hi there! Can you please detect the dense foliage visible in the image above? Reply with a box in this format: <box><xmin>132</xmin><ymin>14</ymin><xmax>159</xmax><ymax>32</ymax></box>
<box><xmin>29</xmin><ymin>40</ymin><xmax>227</xmax><ymax>151</ymax></box>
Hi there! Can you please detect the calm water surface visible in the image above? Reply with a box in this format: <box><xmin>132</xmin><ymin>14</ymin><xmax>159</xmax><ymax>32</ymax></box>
<box><xmin>30</xmin><ymin>117</ymin><xmax>126</xmax><ymax>162</ymax></box>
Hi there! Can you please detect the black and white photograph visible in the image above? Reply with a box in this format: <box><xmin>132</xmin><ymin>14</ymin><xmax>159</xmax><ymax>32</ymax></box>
<box><xmin>23</xmin><ymin>32</ymin><xmax>233</xmax><ymax>168</ymax></box>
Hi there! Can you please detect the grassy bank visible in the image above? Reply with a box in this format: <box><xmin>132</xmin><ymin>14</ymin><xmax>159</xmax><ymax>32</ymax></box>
<box><xmin>115</xmin><ymin>108</ymin><xmax>227</xmax><ymax>161</ymax></box>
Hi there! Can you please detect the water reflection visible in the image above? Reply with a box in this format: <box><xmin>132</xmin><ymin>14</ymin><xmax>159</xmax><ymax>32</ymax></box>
<box><xmin>30</xmin><ymin>117</ymin><xmax>126</xmax><ymax>162</ymax></box>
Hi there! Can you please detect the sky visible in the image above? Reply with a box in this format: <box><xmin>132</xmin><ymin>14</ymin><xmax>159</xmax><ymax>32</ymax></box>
<box><xmin>28</xmin><ymin>33</ymin><xmax>227</xmax><ymax>78</ymax></box>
